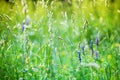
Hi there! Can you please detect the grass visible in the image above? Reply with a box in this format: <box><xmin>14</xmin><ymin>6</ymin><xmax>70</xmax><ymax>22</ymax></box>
<box><xmin>0</xmin><ymin>0</ymin><xmax>120</xmax><ymax>80</ymax></box>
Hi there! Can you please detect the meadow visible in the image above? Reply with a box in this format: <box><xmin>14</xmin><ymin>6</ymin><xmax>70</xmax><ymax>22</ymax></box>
<box><xmin>0</xmin><ymin>0</ymin><xmax>120</xmax><ymax>80</ymax></box>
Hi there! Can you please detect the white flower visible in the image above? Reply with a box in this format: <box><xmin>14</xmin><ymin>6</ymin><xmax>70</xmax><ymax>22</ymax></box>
<box><xmin>80</xmin><ymin>62</ymin><xmax>100</xmax><ymax>69</ymax></box>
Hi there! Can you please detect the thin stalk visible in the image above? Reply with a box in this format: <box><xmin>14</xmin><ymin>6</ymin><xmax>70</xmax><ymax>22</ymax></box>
<box><xmin>23</xmin><ymin>28</ymin><xmax>27</xmax><ymax>80</ymax></box>
<box><xmin>91</xmin><ymin>67</ymin><xmax>93</xmax><ymax>80</ymax></box>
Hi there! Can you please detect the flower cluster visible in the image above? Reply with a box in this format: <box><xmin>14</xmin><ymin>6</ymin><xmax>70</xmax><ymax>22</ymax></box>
<box><xmin>21</xmin><ymin>15</ymin><xmax>31</xmax><ymax>32</ymax></box>
<box><xmin>77</xmin><ymin>37</ymin><xmax>100</xmax><ymax>62</ymax></box>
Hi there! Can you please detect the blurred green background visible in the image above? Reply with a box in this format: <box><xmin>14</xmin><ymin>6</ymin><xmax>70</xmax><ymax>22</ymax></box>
<box><xmin>0</xmin><ymin>0</ymin><xmax>120</xmax><ymax>80</ymax></box>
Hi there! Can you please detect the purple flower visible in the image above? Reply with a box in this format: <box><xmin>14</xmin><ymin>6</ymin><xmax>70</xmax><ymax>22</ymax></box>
<box><xmin>90</xmin><ymin>40</ymin><xmax>93</xmax><ymax>50</ymax></box>
<box><xmin>78</xmin><ymin>50</ymin><xmax>81</xmax><ymax>62</ymax></box>
<box><xmin>96</xmin><ymin>37</ymin><xmax>99</xmax><ymax>47</ymax></box>
<box><xmin>22</xmin><ymin>22</ymin><xmax>25</xmax><ymax>32</ymax></box>
<box><xmin>81</xmin><ymin>45</ymin><xmax>85</xmax><ymax>55</ymax></box>
<box><xmin>94</xmin><ymin>51</ymin><xmax>98</xmax><ymax>60</ymax></box>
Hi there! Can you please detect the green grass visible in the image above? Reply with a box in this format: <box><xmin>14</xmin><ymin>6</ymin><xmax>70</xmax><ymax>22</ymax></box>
<box><xmin>0</xmin><ymin>0</ymin><xmax>120</xmax><ymax>80</ymax></box>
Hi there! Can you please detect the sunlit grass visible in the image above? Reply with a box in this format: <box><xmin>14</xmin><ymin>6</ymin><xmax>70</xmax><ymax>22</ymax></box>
<box><xmin>0</xmin><ymin>0</ymin><xmax>120</xmax><ymax>80</ymax></box>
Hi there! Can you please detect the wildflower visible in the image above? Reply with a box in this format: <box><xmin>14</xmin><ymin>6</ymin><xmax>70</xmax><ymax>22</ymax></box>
<box><xmin>81</xmin><ymin>44</ymin><xmax>85</xmax><ymax>55</ymax></box>
<box><xmin>78</xmin><ymin>50</ymin><xmax>81</xmax><ymax>62</ymax></box>
<box><xmin>101</xmin><ymin>58</ymin><xmax>104</xmax><ymax>62</ymax></box>
<box><xmin>22</xmin><ymin>22</ymin><xmax>25</xmax><ymax>32</ymax></box>
<box><xmin>81</xmin><ymin>62</ymin><xmax>100</xmax><ymax>69</ymax></box>
<box><xmin>96</xmin><ymin>37</ymin><xmax>99</xmax><ymax>48</ymax></box>
<box><xmin>115</xmin><ymin>43</ymin><xmax>119</xmax><ymax>47</ymax></box>
<box><xmin>63</xmin><ymin>65</ymin><xmax>67</xmax><ymax>69</ymax></box>
<box><xmin>94</xmin><ymin>51</ymin><xmax>98</xmax><ymax>60</ymax></box>
<box><xmin>87</xmin><ymin>62</ymin><xmax>100</xmax><ymax>69</ymax></box>
<box><xmin>117</xmin><ymin>9</ymin><xmax>120</xmax><ymax>13</ymax></box>
<box><xmin>107</xmin><ymin>54</ymin><xmax>112</xmax><ymax>60</ymax></box>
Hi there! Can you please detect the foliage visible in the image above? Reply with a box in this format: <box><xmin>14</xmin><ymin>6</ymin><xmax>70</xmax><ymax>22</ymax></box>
<box><xmin>0</xmin><ymin>0</ymin><xmax>120</xmax><ymax>80</ymax></box>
